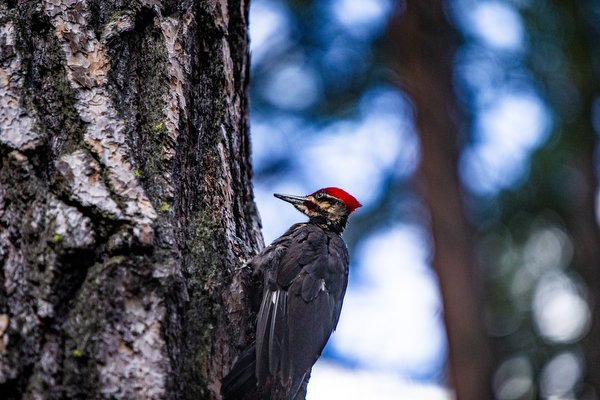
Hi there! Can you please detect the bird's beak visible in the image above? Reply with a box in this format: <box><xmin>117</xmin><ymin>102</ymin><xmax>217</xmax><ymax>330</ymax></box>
<box><xmin>273</xmin><ymin>193</ymin><xmax>309</xmax><ymax>205</ymax></box>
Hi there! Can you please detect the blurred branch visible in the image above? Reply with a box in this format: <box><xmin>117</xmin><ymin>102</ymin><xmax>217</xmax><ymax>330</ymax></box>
<box><xmin>388</xmin><ymin>1</ymin><xmax>492</xmax><ymax>399</ymax></box>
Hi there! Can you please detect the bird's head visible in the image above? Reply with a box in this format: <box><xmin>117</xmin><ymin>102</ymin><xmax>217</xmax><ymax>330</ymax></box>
<box><xmin>274</xmin><ymin>187</ymin><xmax>361</xmax><ymax>233</ymax></box>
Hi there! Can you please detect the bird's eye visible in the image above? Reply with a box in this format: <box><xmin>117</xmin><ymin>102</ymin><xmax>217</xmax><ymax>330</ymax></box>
<box><xmin>315</xmin><ymin>192</ymin><xmax>324</xmax><ymax>199</ymax></box>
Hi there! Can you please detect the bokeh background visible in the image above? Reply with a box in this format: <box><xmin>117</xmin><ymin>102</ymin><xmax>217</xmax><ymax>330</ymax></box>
<box><xmin>248</xmin><ymin>0</ymin><xmax>600</xmax><ymax>399</ymax></box>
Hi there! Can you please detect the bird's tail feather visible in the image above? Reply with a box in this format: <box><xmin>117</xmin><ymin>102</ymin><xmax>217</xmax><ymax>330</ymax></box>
<box><xmin>221</xmin><ymin>343</ymin><xmax>257</xmax><ymax>400</ymax></box>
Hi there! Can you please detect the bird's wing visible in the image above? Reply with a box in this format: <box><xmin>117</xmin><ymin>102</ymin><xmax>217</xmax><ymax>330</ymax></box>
<box><xmin>247</xmin><ymin>223</ymin><xmax>306</xmax><ymax>276</ymax></box>
<box><xmin>256</xmin><ymin>225</ymin><xmax>349</xmax><ymax>397</ymax></box>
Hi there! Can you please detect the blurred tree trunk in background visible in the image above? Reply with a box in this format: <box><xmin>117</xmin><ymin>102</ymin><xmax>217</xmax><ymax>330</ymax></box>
<box><xmin>389</xmin><ymin>1</ymin><xmax>492</xmax><ymax>399</ymax></box>
<box><xmin>0</xmin><ymin>1</ymin><xmax>262</xmax><ymax>399</ymax></box>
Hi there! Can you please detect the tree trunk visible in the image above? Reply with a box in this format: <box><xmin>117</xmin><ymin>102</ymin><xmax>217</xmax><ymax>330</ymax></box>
<box><xmin>389</xmin><ymin>1</ymin><xmax>492</xmax><ymax>399</ymax></box>
<box><xmin>0</xmin><ymin>1</ymin><xmax>262</xmax><ymax>399</ymax></box>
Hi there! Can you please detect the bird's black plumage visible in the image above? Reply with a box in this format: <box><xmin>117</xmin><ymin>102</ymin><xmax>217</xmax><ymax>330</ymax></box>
<box><xmin>222</xmin><ymin>188</ymin><xmax>359</xmax><ymax>400</ymax></box>
<box><xmin>258</xmin><ymin>223</ymin><xmax>348</xmax><ymax>397</ymax></box>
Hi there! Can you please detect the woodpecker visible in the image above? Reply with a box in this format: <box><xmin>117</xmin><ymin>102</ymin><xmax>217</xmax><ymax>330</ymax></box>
<box><xmin>221</xmin><ymin>187</ymin><xmax>361</xmax><ymax>400</ymax></box>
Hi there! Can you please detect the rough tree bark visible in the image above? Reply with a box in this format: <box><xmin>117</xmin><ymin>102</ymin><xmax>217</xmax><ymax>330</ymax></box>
<box><xmin>389</xmin><ymin>1</ymin><xmax>492</xmax><ymax>399</ymax></box>
<box><xmin>0</xmin><ymin>1</ymin><xmax>262</xmax><ymax>399</ymax></box>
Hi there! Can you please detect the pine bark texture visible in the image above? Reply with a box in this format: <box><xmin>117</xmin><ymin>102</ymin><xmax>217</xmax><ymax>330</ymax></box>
<box><xmin>0</xmin><ymin>1</ymin><xmax>262</xmax><ymax>399</ymax></box>
<box><xmin>389</xmin><ymin>1</ymin><xmax>492</xmax><ymax>399</ymax></box>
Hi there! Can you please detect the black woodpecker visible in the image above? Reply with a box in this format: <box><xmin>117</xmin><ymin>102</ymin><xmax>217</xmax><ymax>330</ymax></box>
<box><xmin>221</xmin><ymin>187</ymin><xmax>361</xmax><ymax>400</ymax></box>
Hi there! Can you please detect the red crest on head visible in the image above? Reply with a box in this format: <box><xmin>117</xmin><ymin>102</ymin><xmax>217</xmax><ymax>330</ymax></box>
<box><xmin>312</xmin><ymin>187</ymin><xmax>362</xmax><ymax>213</ymax></box>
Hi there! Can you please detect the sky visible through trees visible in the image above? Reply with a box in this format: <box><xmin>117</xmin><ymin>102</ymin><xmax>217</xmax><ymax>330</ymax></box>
<box><xmin>248</xmin><ymin>0</ymin><xmax>600</xmax><ymax>399</ymax></box>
